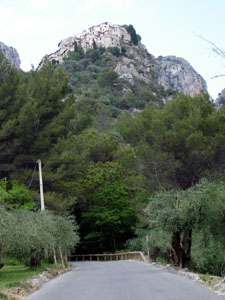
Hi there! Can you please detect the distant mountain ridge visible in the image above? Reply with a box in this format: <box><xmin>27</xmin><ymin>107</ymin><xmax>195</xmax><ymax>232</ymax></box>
<box><xmin>0</xmin><ymin>41</ymin><xmax>21</xmax><ymax>69</ymax></box>
<box><xmin>38</xmin><ymin>22</ymin><xmax>207</xmax><ymax>98</ymax></box>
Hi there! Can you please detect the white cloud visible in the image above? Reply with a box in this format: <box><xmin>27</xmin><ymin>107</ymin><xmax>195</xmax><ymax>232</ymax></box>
<box><xmin>6</xmin><ymin>16</ymin><xmax>68</xmax><ymax>38</ymax></box>
<box><xmin>0</xmin><ymin>5</ymin><xmax>13</xmax><ymax>27</ymax></box>
<box><xmin>25</xmin><ymin>0</ymin><xmax>59</xmax><ymax>13</ymax></box>
<box><xmin>111</xmin><ymin>0</ymin><xmax>138</xmax><ymax>12</ymax></box>
<box><xmin>79</xmin><ymin>0</ymin><xmax>138</xmax><ymax>14</ymax></box>
<box><xmin>79</xmin><ymin>0</ymin><xmax>105</xmax><ymax>12</ymax></box>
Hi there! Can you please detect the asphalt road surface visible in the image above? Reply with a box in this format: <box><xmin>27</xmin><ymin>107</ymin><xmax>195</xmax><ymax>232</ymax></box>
<box><xmin>26</xmin><ymin>261</ymin><xmax>224</xmax><ymax>300</ymax></box>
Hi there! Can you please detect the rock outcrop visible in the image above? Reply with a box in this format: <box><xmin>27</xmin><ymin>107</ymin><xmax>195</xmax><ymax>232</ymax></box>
<box><xmin>157</xmin><ymin>56</ymin><xmax>207</xmax><ymax>96</ymax></box>
<box><xmin>38</xmin><ymin>22</ymin><xmax>132</xmax><ymax>68</ymax></box>
<box><xmin>38</xmin><ymin>22</ymin><xmax>207</xmax><ymax>97</ymax></box>
<box><xmin>114</xmin><ymin>45</ymin><xmax>159</xmax><ymax>85</ymax></box>
<box><xmin>215</xmin><ymin>88</ymin><xmax>225</xmax><ymax>109</ymax></box>
<box><xmin>0</xmin><ymin>41</ymin><xmax>21</xmax><ymax>69</ymax></box>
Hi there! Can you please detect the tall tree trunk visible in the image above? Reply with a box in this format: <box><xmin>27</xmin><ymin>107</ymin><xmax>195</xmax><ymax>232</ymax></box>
<box><xmin>30</xmin><ymin>248</ymin><xmax>42</xmax><ymax>268</ymax></box>
<box><xmin>53</xmin><ymin>247</ymin><xmax>57</xmax><ymax>265</ymax></box>
<box><xmin>0</xmin><ymin>245</ymin><xmax>4</xmax><ymax>269</ymax></box>
<box><xmin>150</xmin><ymin>247</ymin><xmax>160</xmax><ymax>261</ymax></box>
<box><xmin>181</xmin><ymin>227</ymin><xmax>192</xmax><ymax>268</ymax></box>
<box><xmin>171</xmin><ymin>231</ymin><xmax>182</xmax><ymax>267</ymax></box>
<box><xmin>171</xmin><ymin>227</ymin><xmax>192</xmax><ymax>268</ymax></box>
<box><xmin>59</xmin><ymin>248</ymin><xmax>65</xmax><ymax>268</ymax></box>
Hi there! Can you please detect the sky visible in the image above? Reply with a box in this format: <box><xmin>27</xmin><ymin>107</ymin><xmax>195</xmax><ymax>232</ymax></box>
<box><xmin>1</xmin><ymin>0</ymin><xmax>225</xmax><ymax>99</ymax></box>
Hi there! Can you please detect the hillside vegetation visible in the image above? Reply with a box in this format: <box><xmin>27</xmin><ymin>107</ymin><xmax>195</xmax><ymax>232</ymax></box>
<box><xmin>0</xmin><ymin>39</ymin><xmax>225</xmax><ymax>276</ymax></box>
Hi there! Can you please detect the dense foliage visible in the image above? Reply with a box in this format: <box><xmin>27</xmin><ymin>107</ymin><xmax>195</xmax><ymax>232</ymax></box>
<box><xmin>118</xmin><ymin>93</ymin><xmax>225</xmax><ymax>190</ymax></box>
<box><xmin>0</xmin><ymin>40</ymin><xmax>224</xmax><ymax>275</ymax></box>
<box><xmin>0</xmin><ymin>178</ymin><xmax>79</xmax><ymax>268</ymax></box>
<box><xmin>77</xmin><ymin>162</ymin><xmax>137</xmax><ymax>253</ymax></box>
<box><xmin>124</xmin><ymin>24</ymin><xmax>140</xmax><ymax>45</ymax></box>
<box><xmin>0</xmin><ymin>206</ymin><xmax>79</xmax><ymax>268</ymax></box>
<box><xmin>128</xmin><ymin>180</ymin><xmax>225</xmax><ymax>275</ymax></box>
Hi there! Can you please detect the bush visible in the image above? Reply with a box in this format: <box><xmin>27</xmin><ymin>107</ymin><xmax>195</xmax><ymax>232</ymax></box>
<box><xmin>125</xmin><ymin>25</ymin><xmax>139</xmax><ymax>45</ymax></box>
<box><xmin>98</xmin><ymin>71</ymin><xmax>118</xmax><ymax>88</ymax></box>
<box><xmin>190</xmin><ymin>232</ymin><xmax>225</xmax><ymax>276</ymax></box>
<box><xmin>107</xmin><ymin>47</ymin><xmax>121</xmax><ymax>57</ymax></box>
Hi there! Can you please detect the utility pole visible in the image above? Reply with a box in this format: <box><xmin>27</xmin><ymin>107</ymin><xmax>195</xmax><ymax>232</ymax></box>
<box><xmin>37</xmin><ymin>159</ymin><xmax>45</xmax><ymax>211</ymax></box>
<box><xmin>146</xmin><ymin>235</ymin><xmax>150</xmax><ymax>261</ymax></box>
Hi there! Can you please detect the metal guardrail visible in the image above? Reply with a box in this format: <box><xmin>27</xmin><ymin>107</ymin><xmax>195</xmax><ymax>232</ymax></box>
<box><xmin>69</xmin><ymin>251</ymin><xmax>146</xmax><ymax>262</ymax></box>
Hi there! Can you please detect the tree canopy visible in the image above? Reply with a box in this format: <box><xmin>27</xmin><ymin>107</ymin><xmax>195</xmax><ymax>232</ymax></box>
<box><xmin>0</xmin><ymin>45</ymin><xmax>225</xmax><ymax>275</ymax></box>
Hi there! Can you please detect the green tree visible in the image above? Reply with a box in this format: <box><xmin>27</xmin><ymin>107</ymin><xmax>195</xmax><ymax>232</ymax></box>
<box><xmin>77</xmin><ymin>162</ymin><xmax>137</xmax><ymax>253</ymax></box>
<box><xmin>119</xmin><ymin>93</ymin><xmax>225</xmax><ymax>190</ymax></box>
<box><xmin>53</xmin><ymin>214</ymin><xmax>79</xmax><ymax>266</ymax></box>
<box><xmin>125</xmin><ymin>25</ymin><xmax>139</xmax><ymax>45</ymax></box>
<box><xmin>0</xmin><ymin>209</ymin><xmax>79</xmax><ymax>268</ymax></box>
<box><xmin>0</xmin><ymin>178</ymin><xmax>35</xmax><ymax>209</ymax></box>
<box><xmin>98</xmin><ymin>71</ymin><xmax>119</xmax><ymax>88</ymax></box>
<box><xmin>141</xmin><ymin>179</ymin><xmax>225</xmax><ymax>272</ymax></box>
<box><xmin>0</xmin><ymin>51</ymin><xmax>22</xmax><ymax>179</ymax></box>
<box><xmin>11</xmin><ymin>62</ymin><xmax>72</xmax><ymax>185</ymax></box>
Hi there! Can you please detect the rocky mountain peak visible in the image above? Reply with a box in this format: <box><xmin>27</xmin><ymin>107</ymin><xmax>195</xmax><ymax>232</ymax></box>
<box><xmin>157</xmin><ymin>56</ymin><xmax>207</xmax><ymax>96</ymax></box>
<box><xmin>38</xmin><ymin>22</ymin><xmax>207</xmax><ymax>98</ymax></box>
<box><xmin>0</xmin><ymin>42</ymin><xmax>21</xmax><ymax>69</ymax></box>
<box><xmin>38</xmin><ymin>22</ymin><xmax>136</xmax><ymax>68</ymax></box>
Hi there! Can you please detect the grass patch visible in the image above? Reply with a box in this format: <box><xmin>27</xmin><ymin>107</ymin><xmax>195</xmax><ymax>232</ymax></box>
<box><xmin>0</xmin><ymin>262</ymin><xmax>55</xmax><ymax>290</ymax></box>
<box><xmin>155</xmin><ymin>257</ymin><xmax>168</xmax><ymax>266</ymax></box>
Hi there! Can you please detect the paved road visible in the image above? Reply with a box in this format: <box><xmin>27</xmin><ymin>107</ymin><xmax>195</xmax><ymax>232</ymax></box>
<box><xmin>26</xmin><ymin>261</ymin><xmax>224</xmax><ymax>300</ymax></box>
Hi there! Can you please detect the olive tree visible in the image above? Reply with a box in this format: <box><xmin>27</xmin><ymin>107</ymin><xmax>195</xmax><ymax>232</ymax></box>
<box><xmin>137</xmin><ymin>179</ymin><xmax>225</xmax><ymax>273</ymax></box>
<box><xmin>0</xmin><ymin>209</ymin><xmax>79</xmax><ymax>268</ymax></box>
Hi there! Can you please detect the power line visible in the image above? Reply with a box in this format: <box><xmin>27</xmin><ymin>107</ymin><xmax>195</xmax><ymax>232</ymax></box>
<box><xmin>0</xmin><ymin>161</ymin><xmax>38</xmax><ymax>196</ymax></box>
<box><xmin>0</xmin><ymin>182</ymin><xmax>13</xmax><ymax>195</ymax></box>
<box><xmin>28</xmin><ymin>161</ymin><xmax>38</xmax><ymax>189</ymax></box>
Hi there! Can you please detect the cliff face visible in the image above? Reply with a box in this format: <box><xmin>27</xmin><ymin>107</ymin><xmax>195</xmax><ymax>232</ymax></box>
<box><xmin>0</xmin><ymin>42</ymin><xmax>21</xmax><ymax>69</ymax></box>
<box><xmin>114</xmin><ymin>45</ymin><xmax>160</xmax><ymax>85</ymax></box>
<box><xmin>157</xmin><ymin>56</ymin><xmax>207</xmax><ymax>96</ymax></box>
<box><xmin>215</xmin><ymin>88</ymin><xmax>225</xmax><ymax>109</ymax></box>
<box><xmin>38</xmin><ymin>22</ymin><xmax>207</xmax><ymax>98</ymax></box>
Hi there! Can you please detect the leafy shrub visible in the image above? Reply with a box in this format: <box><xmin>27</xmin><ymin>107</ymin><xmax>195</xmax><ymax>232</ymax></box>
<box><xmin>190</xmin><ymin>232</ymin><xmax>225</xmax><ymax>276</ymax></box>
<box><xmin>107</xmin><ymin>47</ymin><xmax>121</xmax><ymax>57</ymax></box>
<box><xmin>98</xmin><ymin>71</ymin><xmax>118</xmax><ymax>88</ymax></box>
<box><xmin>125</xmin><ymin>25</ymin><xmax>139</xmax><ymax>45</ymax></box>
